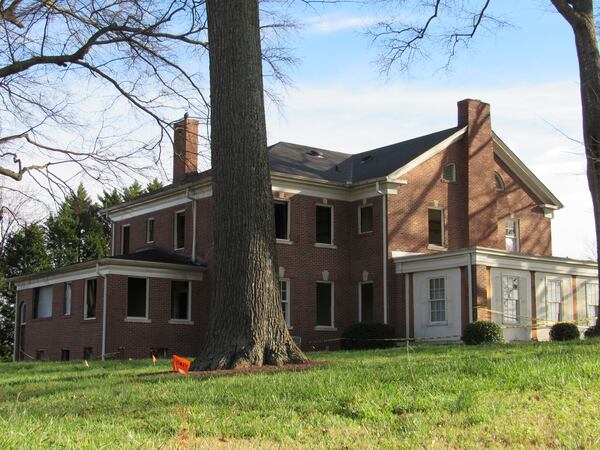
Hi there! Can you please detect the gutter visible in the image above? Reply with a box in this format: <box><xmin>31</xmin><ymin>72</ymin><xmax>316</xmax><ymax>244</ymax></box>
<box><xmin>376</xmin><ymin>181</ymin><xmax>388</xmax><ymax>324</ymax></box>
<box><xmin>467</xmin><ymin>252</ymin><xmax>473</xmax><ymax>323</ymax></box>
<box><xmin>96</xmin><ymin>262</ymin><xmax>107</xmax><ymax>361</ymax></box>
<box><xmin>12</xmin><ymin>283</ymin><xmax>17</xmax><ymax>362</ymax></box>
<box><xmin>186</xmin><ymin>189</ymin><xmax>197</xmax><ymax>261</ymax></box>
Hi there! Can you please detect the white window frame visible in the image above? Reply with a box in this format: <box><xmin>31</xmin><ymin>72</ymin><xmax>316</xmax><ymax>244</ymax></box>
<box><xmin>427</xmin><ymin>207</ymin><xmax>445</xmax><ymax>249</ymax></box>
<box><xmin>274</xmin><ymin>199</ymin><xmax>291</xmax><ymax>242</ymax></box>
<box><xmin>126</xmin><ymin>277</ymin><xmax>150</xmax><ymax>321</ymax></box>
<box><xmin>169</xmin><ymin>280</ymin><xmax>193</xmax><ymax>323</ymax></box>
<box><xmin>64</xmin><ymin>282</ymin><xmax>72</xmax><ymax>316</ymax></box>
<box><xmin>442</xmin><ymin>163</ymin><xmax>456</xmax><ymax>182</ymax></box>
<box><xmin>315</xmin><ymin>281</ymin><xmax>335</xmax><ymax>330</ymax></box>
<box><xmin>121</xmin><ymin>224</ymin><xmax>131</xmax><ymax>254</ymax></box>
<box><xmin>585</xmin><ymin>281</ymin><xmax>599</xmax><ymax>321</ymax></box>
<box><xmin>174</xmin><ymin>209</ymin><xmax>186</xmax><ymax>250</ymax></box>
<box><xmin>315</xmin><ymin>203</ymin><xmax>334</xmax><ymax>246</ymax></box>
<box><xmin>505</xmin><ymin>218</ymin><xmax>520</xmax><ymax>253</ymax></box>
<box><xmin>280</xmin><ymin>278</ymin><xmax>291</xmax><ymax>327</ymax></box>
<box><xmin>358</xmin><ymin>204</ymin><xmax>374</xmax><ymax>234</ymax></box>
<box><xmin>501</xmin><ymin>275</ymin><xmax>520</xmax><ymax>324</ymax></box>
<box><xmin>146</xmin><ymin>217</ymin><xmax>155</xmax><ymax>243</ymax></box>
<box><xmin>427</xmin><ymin>277</ymin><xmax>447</xmax><ymax>324</ymax></box>
<box><xmin>358</xmin><ymin>281</ymin><xmax>374</xmax><ymax>322</ymax></box>
<box><xmin>84</xmin><ymin>278</ymin><xmax>97</xmax><ymax>320</ymax></box>
<box><xmin>546</xmin><ymin>278</ymin><xmax>563</xmax><ymax>322</ymax></box>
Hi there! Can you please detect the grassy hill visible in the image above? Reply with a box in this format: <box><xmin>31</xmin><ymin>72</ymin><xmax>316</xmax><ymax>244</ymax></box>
<box><xmin>1</xmin><ymin>341</ymin><xmax>600</xmax><ymax>448</ymax></box>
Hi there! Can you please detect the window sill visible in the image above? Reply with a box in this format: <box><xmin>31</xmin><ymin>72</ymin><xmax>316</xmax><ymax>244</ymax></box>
<box><xmin>174</xmin><ymin>247</ymin><xmax>185</xmax><ymax>252</ymax></box>
<box><xmin>168</xmin><ymin>319</ymin><xmax>194</xmax><ymax>325</ymax></box>
<box><xmin>146</xmin><ymin>240</ymin><xmax>155</xmax><ymax>244</ymax></box>
<box><xmin>358</xmin><ymin>231</ymin><xmax>373</xmax><ymax>236</ymax></box>
<box><xmin>287</xmin><ymin>325</ymin><xmax>294</xmax><ymax>330</ymax></box>
<box><xmin>314</xmin><ymin>325</ymin><xmax>337</xmax><ymax>331</ymax></box>
<box><xmin>125</xmin><ymin>317</ymin><xmax>151</xmax><ymax>323</ymax></box>
<box><xmin>276</xmin><ymin>239</ymin><xmax>294</xmax><ymax>245</ymax></box>
<box><xmin>83</xmin><ymin>318</ymin><xmax>96</xmax><ymax>322</ymax></box>
<box><xmin>31</xmin><ymin>317</ymin><xmax>53</xmax><ymax>322</ymax></box>
<box><xmin>427</xmin><ymin>244</ymin><xmax>447</xmax><ymax>251</ymax></box>
<box><xmin>426</xmin><ymin>322</ymin><xmax>448</xmax><ymax>327</ymax></box>
<box><xmin>314</xmin><ymin>243</ymin><xmax>337</xmax><ymax>249</ymax></box>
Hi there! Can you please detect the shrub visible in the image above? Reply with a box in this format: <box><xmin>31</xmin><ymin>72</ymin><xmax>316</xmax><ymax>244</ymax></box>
<box><xmin>584</xmin><ymin>324</ymin><xmax>600</xmax><ymax>338</ymax></box>
<box><xmin>341</xmin><ymin>322</ymin><xmax>396</xmax><ymax>350</ymax></box>
<box><xmin>549</xmin><ymin>322</ymin><xmax>580</xmax><ymax>342</ymax></box>
<box><xmin>461</xmin><ymin>321</ymin><xmax>503</xmax><ymax>345</ymax></box>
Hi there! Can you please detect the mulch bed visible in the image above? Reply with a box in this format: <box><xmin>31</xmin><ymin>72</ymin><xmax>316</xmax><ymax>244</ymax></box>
<box><xmin>142</xmin><ymin>360</ymin><xmax>323</xmax><ymax>379</ymax></box>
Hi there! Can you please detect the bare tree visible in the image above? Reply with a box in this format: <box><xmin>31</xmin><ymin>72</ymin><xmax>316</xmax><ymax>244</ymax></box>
<box><xmin>369</xmin><ymin>0</ymin><xmax>600</xmax><ymax>322</ymax></box>
<box><xmin>191</xmin><ymin>0</ymin><xmax>307</xmax><ymax>371</ymax></box>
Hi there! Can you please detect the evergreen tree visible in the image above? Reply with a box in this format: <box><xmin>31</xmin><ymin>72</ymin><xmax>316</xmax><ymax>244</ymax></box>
<box><xmin>98</xmin><ymin>188</ymin><xmax>122</xmax><ymax>209</ymax></box>
<box><xmin>122</xmin><ymin>181</ymin><xmax>144</xmax><ymax>202</ymax></box>
<box><xmin>146</xmin><ymin>178</ymin><xmax>164</xmax><ymax>194</ymax></box>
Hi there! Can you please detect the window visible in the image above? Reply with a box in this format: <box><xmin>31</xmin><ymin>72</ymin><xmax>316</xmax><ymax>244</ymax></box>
<box><xmin>33</xmin><ymin>286</ymin><xmax>53</xmax><ymax>319</ymax></box>
<box><xmin>359</xmin><ymin>205</ymin><xmax>373</xmax><ymax>234</ymax></box>
<box><xmin>146</xmin><ymin>218</ymin><xmax>155</xmax><ymax>243</ymax></box>
<box><xmin>280</xmin><ymin>279</ymin><xmax>290</xmax><ymax>326</ymax></box>
<box><xmin>359</xmin><ymin>282</ymin><xmax>374</xmax><ymax>322</ymax></box>
<box><xmin>428</xmin><ymin>278</ymin><xmax>446</xmax><ymax>323</ymax></box>
<box><xmin>546</xmin><ymin>279</ymin><xmax>563</xmax><ymax>322</ymax></box>
<box><xmin>127</xmin><ymin>278</ymin><xmax>148</xmax><ymax>318</ymax></box>
<box><xmin>121</xmin><ymin>225</ymin><xmax>130</xmax><ymax>254</ymax></box>
<box><xmin>495</xmin><ymin>172</ymin><xmax>505</xmax><ymax>191</ymax></box>
<box><xmin>442</xmin><ymin>163</ymin><xmax>456</xmax><ymax>182</ymax></box>
<box><xmin>505</xmin><ymin>219</ymin><xmax>519</xmax><ymax>252</ymax></box>
<box><xmin>585</xmin><ymin>281</ymin><xmax>598</xmax><ymax>320</ymax></box>
<box><xmin>83</xmin><ymin>347</ymin><xmax>93</xmax><ymax>361</ymax></box>
<box><xmin>175</xmin><ymin>211</ymin><xmax>185</xmax><ymax>249</ymax></box>
<box><xmin>316</xmin><ymin>282</ymin><xmax>334</xmax><ymax>327</ymax></box>
<box><xmin>84</xmin><ymin>279</ymin><xmax>97</xmax><ymax>319</ymax></box>
<box><xmin>36</xmin><ymin>350</ymin><xmax>44</xmax><ymax>360</ymax></box>
<box><xmin>61</xmin><ymin>349</ymin><xmax>70</xmax><ymax>361</ymax></box>
<box><xmin>20</xmin><ymin>303</ymin><xmax>26</xmax><ymax>325</ymax></box>
<box><xmin>428</xmin><ymin>208</ymin><xmax>444</xmax><ymax>247</ymax></box>
<box><xmin>64</xmin><ymin>283</ymin><xmax>72</xmax><ymax>316</ymax></box>
<box><xmin>316</xmin><ymin>205</ymin><xmax>333</xmax><ymax>244</ymax></box>
<box><xmin>171</xmin><ymin>281</ymin><xmax>191</xmax><ymax>321</ymax></box>
<box><xmin>274</xmin><ymin>200</ymin><xmax>289</xmax><ymax>240</ymax></box>
<box><xmin>502</xmin><ymin>275</ymin><xmax>520</xmax><ymax>324</ymax></box>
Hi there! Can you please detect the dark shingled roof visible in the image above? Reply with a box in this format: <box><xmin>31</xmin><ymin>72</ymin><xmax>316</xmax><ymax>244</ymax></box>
<box><xmin>109</xmin><ymin>247</ymin><xmax>207</xmax><ymax>267</ymax></box>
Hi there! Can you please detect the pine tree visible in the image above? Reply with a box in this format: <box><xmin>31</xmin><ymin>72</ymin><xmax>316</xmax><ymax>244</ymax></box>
<box><xmin>146</xmin><ymin>178</ymin><xmax>164</xmax><ymax>194</ymax></box>
<box><xmin>122</xmin><ymin>181</ymin><xmax>144</xmax><ymax>202</ymax></box>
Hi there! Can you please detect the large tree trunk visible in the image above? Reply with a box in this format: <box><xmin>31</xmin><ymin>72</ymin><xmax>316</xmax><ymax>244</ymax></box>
<box><xmin>191</xmin><ymin>0</ymin><xmax>307</xmax><ymax>371</ymax></box>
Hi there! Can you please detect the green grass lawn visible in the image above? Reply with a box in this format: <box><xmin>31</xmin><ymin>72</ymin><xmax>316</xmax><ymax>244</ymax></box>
<box><xmin>1</xmin><ymin>341</ymin><xmax>600</xmax><ymax>449</ymax></box>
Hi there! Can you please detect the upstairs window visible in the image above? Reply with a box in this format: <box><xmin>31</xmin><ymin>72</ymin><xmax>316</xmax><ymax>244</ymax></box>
<box><xmin>171</xmin><ymin>281</ymin><xmax>191</xmax><ymax>321</ymax></box>
<box><xmin>33</xmin><ymin>286</ymin><xmax>53</xmax><ymax>319</ymax></box>
<box><xmin>495</xmin><ymin>172</ymin><xmax>505</xmax><ymax>191</ymax></box>
<box><xmin>274</xmin><ymin>200</ymin><xmax>289</xmax><ymax>240</ymax></box>
<box><xmin>428</xmin><ymin>278</ymin><xmax>446</xmax><ymax>323</ymax></box>
<box><xmin>586</xmin><ymin>281</ymin><xmax>598</xmax><ymax>320</ymax></box>
<box><xmin>505</xmin><ymin>219</ymin><xmax>519</xmax><ymax>253</ymax></box>
<box><xmin>546</xmin><ymin>279</ymin><xmax>563</xmax><ymax>322</ymax></box>
<box><xmin>121</xmin><ymin>225</ymin><xmax>130</xmax><ymax>255</ymax></box>
<box><xmin>175</xmin><ymin>211</ymin><xmax>185</xmax><ymax>250</ymax></box>
<box><xmin>359</xmin><ymin>282</ymin><xmax>374</xmax><ymax>322</ymax></box>
<box><xmin>85</xmin><ymin>279</ymin><xmax>97</xmax><ymax>319</ymax></box>
<box><xmin>127</xmin><ymin>277</ymin><xmax>148</xmax><ymax>319</ymax></box>
<box><xmin>280</xmin><ymin>279</ymin><xmax>290</xmax><ymax>326</ymax></box>
<box><xmin>442</xmin><ymin>163</ymin><xmax>456</xmax><ymax>182</ymax></box>
<box><xmin>64</xmin><ymin>283</ymin><xmax>72</xmax><ymax>316</ymax></box>
<box><xmin>502</xmin><ymin>275</ymin><xmax>520</xmax><ymax>324</ymax></box>
<box><xmin>316</xmin><ymin>205</ymin><xmax>333</xmax><ymax>245</ymax></box>
<box><xmin>428</xmin><ymin>208</ymin><xmax>444</xmax><ymax>247</ymax></box>
<box><xmin>316</xmin><ymin>282</ymin><xmax>334</xmax><ymax>327</ymax></box>
<box><xmin>146</xmin><ymin>218</ymin><xmax>155</xmax><ymax>243</ymax></box>
<box><xmin>359</xmin><ymin>205</ymin><xmax>373</xmax><ymax>234</ymax></box>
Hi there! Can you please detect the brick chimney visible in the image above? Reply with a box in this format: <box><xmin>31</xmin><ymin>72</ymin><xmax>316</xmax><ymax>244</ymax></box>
<box><xmin>173</xmin><ymin>114</ymin><xmax>199</xmax><ymax>183</ymax></box>
<box><xmin>457</xmin><ymin>99</ymin><xmax>499</xmax><ymax>248</ymax></box>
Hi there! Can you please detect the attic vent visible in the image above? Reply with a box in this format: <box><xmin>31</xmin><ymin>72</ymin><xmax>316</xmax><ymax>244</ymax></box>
<box><xmin>360</xmin><ymin>155</ymin><xmax>374</xmax><ymax>164</ymax></box>
<box><xmin>306</xmin><ymin>149</ymin><xmax>324</xmax><ymax>158</ymax></box>
<box><xmin>442</xmin><ymin>163</ymin><xmax>456</xmax><ymax>182</ymax></box>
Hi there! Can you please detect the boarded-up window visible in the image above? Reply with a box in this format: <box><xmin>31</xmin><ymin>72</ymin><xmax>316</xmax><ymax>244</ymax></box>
<box><xmin>280</xmin><ymin>279</ymin><xmax>290</xmax><ymax>326</ymax></box>
<box><xmin>64</xmin><ymin>283</ymin><xmax>72</xmax><ymax>316</ymax></box>
<box><xmin>171</xmin><ymin>281</ymin><xmax>190</xmax><ymax>320</ymax></box>
<box><xmin>442</xmin><ymin>163</ymin><xmax>456</xmax><ymax>182</ymax></box>
<box><xmin>175</xmin><ymin>211</ymin><xmax>185</xmax><ymax>249</ymax></box>
<box><xmin>85</xmin><ymin>279</ymin><xmax>97</xmax><ymax>319</ymax></box>
<box><xmin>428</xmin><ymin>208</ymin><xmax>443</xmax><ymax>247</ymax></box>
<box><xmin>359</xmin><ymin>205</ymin><xmax>373</xmax><ymax>234</ymax></box>
<box><xmin>274</xmin><ymin>201</ymin><xmax>289</xmax><ymax>240</ymax></box>
<box><xmin>316</xmin><ymin>205</ymin><xmax>333</xmax><ymax>244</ymax></box>
<box><xmin>360</xmin><ymin>282</ymin><xmax>373</xmax><ymax>322</ymax></box>
<box><xmin>502</xmin><ymin>275</ymin><xmax>519</xmax><ymax>324</ymax></box>
<box><xmin>34</xmin><ymin>286</ymin><xmax>53</xmax><ymax>319</ymax></box>
<box><xmin>316</xmin><ymin>282</ymin><xmax>333</xmax><ymax>327</ymax></box>
<box><xmin>546</xmin><ymin>279</ymin><xmax>563</xmax><ymax>322</ymax></box>
<box><xmin>505</xmin><ymin>219</ymin><xmax>519</xmax><ymax>252</ymax></box>
<box><xmin>586</xmin><ymin>282</ymin><xmax>598</xmax><ymax>320</ymax></box>
<box><xmin>127</xmin><ymin>278</ymin><xmax>147</xmax><ymax>318</ymax></box>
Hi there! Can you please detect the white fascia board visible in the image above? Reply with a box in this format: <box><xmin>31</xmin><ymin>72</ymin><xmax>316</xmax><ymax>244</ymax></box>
<box><xmin>99</xmin><ymin>264</ymin><xmax>204</xmax><ymax>281</ymax></box>
<box><xmin>394</xmin><ymin>253</ymin><xmax>471</xmax><ymax>273</ymax></box>
<box><xmin>492</xmin><ymin>133</ymin><xmax>563</xmax><ymax>209</ymax></box>
<box><xmin>387</xmin><ymin>127</ymin><xmax>467</xmax><ymax>180</ymax></box>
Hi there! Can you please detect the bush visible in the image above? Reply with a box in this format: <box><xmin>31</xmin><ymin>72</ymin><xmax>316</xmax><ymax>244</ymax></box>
<box><xmin>461</xmin><ymin>321</ymin><xmax>503</xmax><ymax>345</ymax></box>
<box><xmin>341</xmin><ymin>322</ymin><xmax>396</xmax><ymax>350</ymax></box>
<box><xmin>584</xmin><ymin>323</ymin><xmax>600</xmax><ymax>338</ymax></box>
<box><xmin>549</xmin><ymin>322</ymin><xmax>580</xmax><ymax>341</ymax></box>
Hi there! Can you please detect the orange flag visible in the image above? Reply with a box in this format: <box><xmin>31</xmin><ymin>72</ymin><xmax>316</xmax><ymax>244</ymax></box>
<box><xmin>151</xmin><ymin>354</ymin><xmax>157</xmax><ymax>365</ymax></box>
<box><xmin>172</xmin><ymin>355</ymin><xmax>191</xmax><ymax>375</ymax></box>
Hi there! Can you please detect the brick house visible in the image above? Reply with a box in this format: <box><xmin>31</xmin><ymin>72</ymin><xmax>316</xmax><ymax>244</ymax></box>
<box><xmin>10</xmin><ymin>99</ymin><xmax>599</xmax><ymax>361</ymax></box>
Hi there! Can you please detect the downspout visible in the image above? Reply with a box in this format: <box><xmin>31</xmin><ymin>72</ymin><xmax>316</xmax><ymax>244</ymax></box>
<box><xmin>404</xmin><ymin>274</ymin><xmax>410</xmax><ymax>342</ymax></box>
<box><xmin>98</xmin><ymin>262</ymin><xmax>108</xmax><ymax>361</ymax></box>
<box><xmin>12</xmin><ymin>283</ymin><xmax>17</xmax><ymax>362</ymax></box>
<box><xmin>376</xmin><ymin>181</ymin><xmax>388</xmax><ymax>324</ymax></box>
<box><xmin>467</xmin><ymin>251</ymin><xmax>474</xmax><ymax>323</ymax></box>
<box><xmin>186</xmin><ymin>189</ymin><xmax>197</xmax><ymax>261</ymax></box>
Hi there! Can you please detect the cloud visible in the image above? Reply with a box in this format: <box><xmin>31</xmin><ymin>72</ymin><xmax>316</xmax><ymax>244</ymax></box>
<box><xmin>304</xmin><ymin>14</ymin><xmax>379</xmax><ymax>34</ymax></box>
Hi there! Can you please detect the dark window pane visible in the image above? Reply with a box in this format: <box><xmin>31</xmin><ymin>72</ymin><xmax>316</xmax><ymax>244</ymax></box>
<box><xmin>122</xmin><ymin>226</ymin><xmax>130</xmax><ymax>254</ymax></box>
<box><xmin>61</xmin><ymin>349</ymin><xmax>70</xmax><ymax>361</ymax></box>
<box><xmin>176</xmin><ymin>212</ymin><xmax>185</xmax><ymax>249</ymax></box>
<box><xmin>83</xmin><ymin>347</ymin><xmax>93</xmax><ymax>360</ymax></box>
<box><xmin>316</xmin><ymin>206</ymin><xmax>332</xmax><ymax>244</ymax></box>
<box><xmin>127</xmin><ymin>278</ymin><xmax>147</xmax><ymax>318</ymax></box>
<box><xmin>360</xmin><ymin>206</ymin><xmax>373</xmax><ymax>233</ymax></box>
<box><xmin>274</xmin><ymin>201</ymin><xmax>289</xmax><ymax>240</ymax></box>
<box><xmin>86</xmin><ymin>279</ymin><xmax>97</xmax><ymax>319</ymax></box>
<box><xmin>428</xmin><ymin>209</ymin><xmax>443</xmax><ymax>246</ymax></box>
<box><xmin>171</xmin><ymin>281</ymin><xmax>189</xmax><ymax>320</ymax></box>
<box><xmin>361</xmin><ymin>283</ymin><xmax>374</xmax><ymax>322</ymax></box>
<box><xmin>316</xmin><ymin>283</ymin><xmax>332</xmax><ymax>326</ymax></box>
<box><xmin>147</xmin><ymin>219</ymin><xmax>154</xmax><ymax>242</ymax></box>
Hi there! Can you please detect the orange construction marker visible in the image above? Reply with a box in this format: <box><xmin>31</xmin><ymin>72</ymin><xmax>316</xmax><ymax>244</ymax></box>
<box><xmin>152</xmin><ymin>354</ymin><xmax>157</xmax><ymax>365</ymax></box>
<box><xmin>172</xmin><ymin>355</ymin><xmax>191</xmax><ymax>375</ymax></box>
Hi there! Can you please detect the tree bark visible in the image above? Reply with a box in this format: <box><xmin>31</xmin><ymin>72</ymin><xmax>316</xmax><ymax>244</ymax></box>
<box><xmin>551</xmin><ymin>0</ymin><xmax>600</xmax><ymax>321</ymax></box>
<box><xmin>191</xmin><ymin>0</ymin><xmax>307</xmax><ymax>371</ymax></box>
